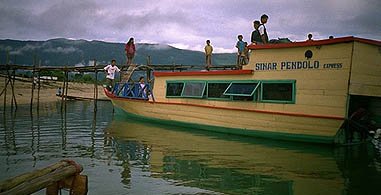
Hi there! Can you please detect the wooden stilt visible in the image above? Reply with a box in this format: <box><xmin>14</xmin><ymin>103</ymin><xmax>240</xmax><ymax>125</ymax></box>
<box><xmin>118</xmin><ymin>59</ymin><xmax>123</xmax><ymax>82</ymax></box>
<box><xmin>5</xmin><ymin>52</ymin><xmax>9</xmax><ymax>66</ymax></box>
<box><xmin>10</xmin><ymin>70</ymin><xmax>17</xmax><ymax>111</ymax></box>
<box><xmin>8</xmin><ymin>70</ymin><xmax>17</xmax><ymax>111</ymax></box>
<box><xmin>3</xmin><ymin>69</ymin><xmax>7</xmax><ymax>110</ymax></box>
<box><xmin>37</xmin><ymin>60</ymin><xmax>41</xmax><ymax>110</ymax></box>
<box><xmin>3</xmin><ymin>53</ymin><xmax>9</xmax><ymax>109</ymax></box>
<box><xmin>146</xmin><ymin>56</ymin><xmax>151</xmax><ymax>83</ymax></box>
<box><xmin>0</xmin><ymin>75</ymin><xmax>10</xmax><ymax>97</ymax></box>
<box><xmin>61</xmin><ymin>69</ymin><xmax>66</xmax><ymax>110</ymax></box>
<box><xmin>12</xmin><ymin>56</ymin><xmax>17</xmax><ymax>110</ymax></box>
<box><xmin>65</xmin><ymin>70</ymin><xmax>68</xmax><ymax>101</ymax></box>
<box><xmin>10</xmin><ymin>70</ymin><xmax>14</xmax><ymax>111</ymax></box>
<box><xmin>30</xmin><ymin>53</ymin><xmax>37</xmax><ymax>111</ymax></box>
<box><xmin>30</xmin><ymin>66</ymin><xmax>35</xmax><ymax>110</ymax></box>
<box><xmin>93</xmin><ymin>60</ymin><xmax>97</xmax><ymax>112</ymax></box>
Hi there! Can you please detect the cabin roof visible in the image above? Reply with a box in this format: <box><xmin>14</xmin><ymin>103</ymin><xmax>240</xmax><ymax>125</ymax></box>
<box><xmin>153</xmin><ymin>70</ymin><xmax>253</xmax><ymax>77</ymax></box>
<box><xmin>248</xmin><ymin>36</ymin><xmax>381</xmax><ymax>50</ymax></box>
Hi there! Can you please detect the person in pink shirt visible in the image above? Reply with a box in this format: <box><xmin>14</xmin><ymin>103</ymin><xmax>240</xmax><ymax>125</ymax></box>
<box><xmin>125</xmin><ymin>37</ymin><xmax>136</xmax><ymax>65</ymax></box>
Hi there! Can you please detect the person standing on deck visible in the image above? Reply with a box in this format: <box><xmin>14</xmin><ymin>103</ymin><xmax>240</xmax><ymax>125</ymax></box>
<box><xmin>236</xmin><ymin>35</ymin><xmax>245</xmax><ymax>69</ymax></box>
<box><xmin>123</xmin><ymin>37</ymin><xmax>136</xmax><ymax>82</ymax></box>
<box><xmin>258</xmin><ymin>14</ymin><xmax>269</xmax><ymax>44</ymax></box>
<box><xmin>125</xmin><ymin>37</ymin><xmax>136</xmax><ymax>65</ymax></box>
<box><xmin>243</xmin><ymin>42</ymin><xmax>249</xmax><ymax>65</ymax></box>
<box><xmin>204</xmin><ymin>40</ymin><xmax>213</xmax><ymax>71</ymax></box>
<box><xmin>104</xmin><ymin>60</ymin><xmax>121</xmax><ymax>91</ymax></box>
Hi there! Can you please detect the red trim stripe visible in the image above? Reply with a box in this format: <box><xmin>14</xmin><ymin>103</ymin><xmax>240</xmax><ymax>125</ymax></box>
<box><xmin>105</xmin><ymin>90</ymin><xmax>344</xmax><ymax>120</ymax></box>
<box><xmin>248</xmin><ymin>36</ymin><xmax>381</xmax><ymax>50</ymax></box>
<box><xmin>153</xmin><ymin>70</ymin><xmax>253</xmax><ymax>77</ymax></box>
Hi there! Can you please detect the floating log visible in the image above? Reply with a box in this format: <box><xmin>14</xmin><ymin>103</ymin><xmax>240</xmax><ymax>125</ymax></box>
<box><xmin>0</xmin><ymin>160</ymin><xmax>87</xmax><ymax>195</ymax></box>
<box><xmin>56</xmin><ymin>94</ymin><xmax>109</xmax><ymax>101</ymax></box>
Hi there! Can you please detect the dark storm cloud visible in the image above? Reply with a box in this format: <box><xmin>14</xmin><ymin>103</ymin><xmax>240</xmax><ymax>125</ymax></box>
<box><xmin>0</xmin><ymin>0</ymin><xmax>101</xmax><ymax>39</ymax></box>
<box><xmin>0</xmin><ymin>0</ymin><xmax>380</xmax><ymax>52</ymax></box>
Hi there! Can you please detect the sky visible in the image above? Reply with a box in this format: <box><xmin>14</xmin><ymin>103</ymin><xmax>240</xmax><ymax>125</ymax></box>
<box><xmin>0</xmin><ymin>0</ymin><xmax>380</xmax><ymax>53</ymax></box>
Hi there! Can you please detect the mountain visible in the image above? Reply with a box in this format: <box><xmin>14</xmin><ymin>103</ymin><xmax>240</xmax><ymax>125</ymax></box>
<box><xmin>0</xmin><ymin>38</ymin><xmax>236</xmax><ymax>66</ymax></box>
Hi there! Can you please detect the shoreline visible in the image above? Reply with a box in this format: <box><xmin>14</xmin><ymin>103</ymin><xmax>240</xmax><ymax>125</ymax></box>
<box><xmin>0</xmin><ymin>77</ymin><xmax>107</xmax><ymax>107</ymax></box>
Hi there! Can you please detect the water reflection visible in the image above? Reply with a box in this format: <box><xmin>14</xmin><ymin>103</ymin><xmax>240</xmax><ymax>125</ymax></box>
<box><xmin>1</xmin><ymin>101</ymin><xmax>381</xmax><ymax>194</ymax></box>
<box><xmin>106</xmin><ymin>115</ymin><xmax>381</xmax><ymax>195</ymax></box>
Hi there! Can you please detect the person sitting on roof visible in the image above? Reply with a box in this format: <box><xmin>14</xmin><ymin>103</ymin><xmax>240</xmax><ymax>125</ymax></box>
<box><xmin>307</xmin><ymin>33</ymin><xmax>313</xmax><ymax>41</ymax></box>
<box><xmin>138</xmin><ymin>76</ymin><xmax>147</xmax><ymax>97</ymax></box>
<box><xmin>251</xmin><ymin>20</ymin><xmax>262</xmax><ymax>45</ymax></box>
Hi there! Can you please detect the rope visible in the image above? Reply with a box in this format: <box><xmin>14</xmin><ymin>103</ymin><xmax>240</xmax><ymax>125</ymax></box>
<box><xmin>61</xmin><ymin>159</ymin><xmax>82</xmax><ymax>173</ymax></box>
<box><xmin>61</xmin><ymin>159</ymin><xmax>81</xmax><ymax>195</ymax></box>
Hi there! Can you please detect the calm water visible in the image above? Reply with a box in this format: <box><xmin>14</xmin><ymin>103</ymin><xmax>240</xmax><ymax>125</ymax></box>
<box><xmin>1</xmin><ymin>101</ymin><xmax>381</xmax><ymax>195</ymax></box>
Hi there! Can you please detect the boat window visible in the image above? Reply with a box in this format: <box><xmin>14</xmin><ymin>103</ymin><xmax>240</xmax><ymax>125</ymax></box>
<box><xmin>260</xmin><ymin>81</ymin><xmax>295</xmax><ymax>103</ymax></box>
<box><xmin>166</xmin><ymin>82</ymin><xmax>184</xmax><ymax>97</ymax></box>
<box><xmin>232</xmin><ymin>95</ymin><xmax>254</xmax><ymax>101</ymax></box>
<box><xmin>182</xmin><ymin>81</ymin><xmax>206</xmax><ymax>98</ymax></box>
<box><xmin>224</xmin><ymin>82</ymin><xmax>260</xmax><ymax>96</ymax></box>
<box><xmin>207</xmin><ymin>82</ymin><xmax>230</xmax><ymax>99</ymax></box>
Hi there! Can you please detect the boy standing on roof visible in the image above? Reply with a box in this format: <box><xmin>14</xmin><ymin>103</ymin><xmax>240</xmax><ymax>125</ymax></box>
<box><xmin>236</xmin><ymin>35</ymin><xmax>245</xmax><ymax>69</ymax></box>
<box><xmin>259</xmin><ymin>14</ymin><xmax>269</xmax><ymax>44</ymax></box>
<box><xmin>204</xmin><ymin>40</ymin><xmax>213</xmax><ymax>71</ymax></box>
<box><xmin>104</xmin><ymin>60</ymin><xmax>121</xmax><ymax>91</ymax></box>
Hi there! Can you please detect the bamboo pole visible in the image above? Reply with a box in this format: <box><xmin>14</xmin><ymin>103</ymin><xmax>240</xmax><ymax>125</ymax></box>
<box><xmin>0</xmin><ymin>161</ymin><xmax>84</xmax><ymax>195</ymax></box>
<box><xmin>3</xmin><ymin>69</ymin><xmax>7</xmax><ymax>110</ymax></box>
<box><xmin>65</xmin><ymin>70</ymin><xmax>68</xmax><ymax>101</ymax></box>
<box><xmin>11</xmin><ymin>70</ymin><xmax>17</xmax><ymax>110</ymax></box>
<box><xmin>30</xmin><ymin>53</ymin><xmax>37</xmax><ymax>110</ymax></box>
<box><xmin>93</xmin><ymin>60</ymin><xmax>97</xmax><ymax>112</ymax></box>
<box><xmin>12</xmin><ymin>56</ymin><xmax>17</xmax><ymax>110</ymax></box>
<box><xmin>0</xmin><ymin>161</ymin><xmax>73</xmax><ymax>192</ymax></box>
<box><xmin>0</xmin><ymin>76</ymin><xmax>10</xmax><ymax>97</ymax></box>
<box><xmin>37</xmin><ymin>60</ymin><xmax>41</xmax><ymax>110</ymax></box>
<box><xmin>119</xmin><ymin>60</ymin><xmax>124</xmax><ymax>82</ymax></box>
<box><xmin>10</xmin><ymin>70</ymin><xmax>14</xmax><ymax>111</ymax></box>
<box><xmin>3</xmin><ymin>53</ymin><xmax>9</xmax><ymax>109</ymax></box>
<box><xmin>30</xmin><ymin>65</ymin><xmax>35</xmax><ymax>110</ymax></box>
<box><xmin>61</xmin><ymin>69</ymin><xmax>66</xmax><ymax>109</ymax></box>
<box><xmin>7</xmin><ymin>70</ymin><xmax>17</xmax><ymax>111</ymax></box>
<box><xmin>5</xmin><ymin>52</ymin><xmax>9</xmax><ymax>66</ymax></box>
<box><xmin>146</xmin><ymin>56</ymin><xmax>151</xmax><ymax>82</ymax></box>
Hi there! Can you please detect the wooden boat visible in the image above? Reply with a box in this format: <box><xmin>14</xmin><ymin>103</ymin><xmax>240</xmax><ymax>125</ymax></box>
<box><xmin>105</xmin><ymin>36</ymin><xmax>381</xmax><ymax>145</ymax></box>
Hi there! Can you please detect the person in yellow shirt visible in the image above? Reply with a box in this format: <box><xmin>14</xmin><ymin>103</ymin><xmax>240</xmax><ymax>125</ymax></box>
<box><xmin>204</xmin><ymin>40</ymin><xmax>213</xmax><ymax>71</ymax></box>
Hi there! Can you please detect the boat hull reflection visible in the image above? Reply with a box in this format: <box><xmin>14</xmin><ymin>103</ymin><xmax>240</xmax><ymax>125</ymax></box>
<box><xmin>105</xmin><ymin>116</ymin><xmax>344</xmax><ymax>195</ymax></box>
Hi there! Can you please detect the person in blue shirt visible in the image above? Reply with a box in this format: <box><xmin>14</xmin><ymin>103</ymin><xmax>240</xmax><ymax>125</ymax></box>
<box><xmin>236</xmin><ymin>35</ymin><xmax>245</xmax><ymax>69</ymax></box>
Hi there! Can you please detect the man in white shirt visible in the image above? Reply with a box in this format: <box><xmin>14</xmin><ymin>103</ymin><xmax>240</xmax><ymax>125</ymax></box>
<box><xmin>258</xmin><ymin>14</ymin><xmax>269</xmax><ymax>44</ymax></box>
<box><xmin>104</xmin><ymin>60</ymin><xmax>121</xmax><ymax>90</ymax></box>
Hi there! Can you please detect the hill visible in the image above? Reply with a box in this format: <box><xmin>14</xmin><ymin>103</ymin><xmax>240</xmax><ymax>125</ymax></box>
<box><xmin>0</xmin><ymin>38</ymin><xmax>236</xmax><ymax>66</ymax></box>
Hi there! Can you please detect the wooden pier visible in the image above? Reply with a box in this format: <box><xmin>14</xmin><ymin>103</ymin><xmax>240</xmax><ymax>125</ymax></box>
<box><xmin>1</xmin><ymin>53</ymin><xmax>237</xmax><ymax>112</ymax></box>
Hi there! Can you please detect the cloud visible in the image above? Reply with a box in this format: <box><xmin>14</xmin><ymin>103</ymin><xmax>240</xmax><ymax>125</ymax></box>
<box><xmin>8</xmin><ymin>44</ymin><xmax>42</xmax><ymax>55</ymax></box>
<box><xmin>43</xmin><ymin>46</ymin><xmax>77</xmax><ymax>54</ymax></box>
<box><xmin>0</xmin><ymin>45</ymin><xmax>13</xmax><ymax>51</ymax></box>
<box><xmin>0</xmin><ymin>0</ymin><xmax>380</xmax><ymax>53</ymax></box>
<box><xmin>137</xmin><ymin>43</ymin><xmax>171</xmax><ymax>50</ymax></box>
